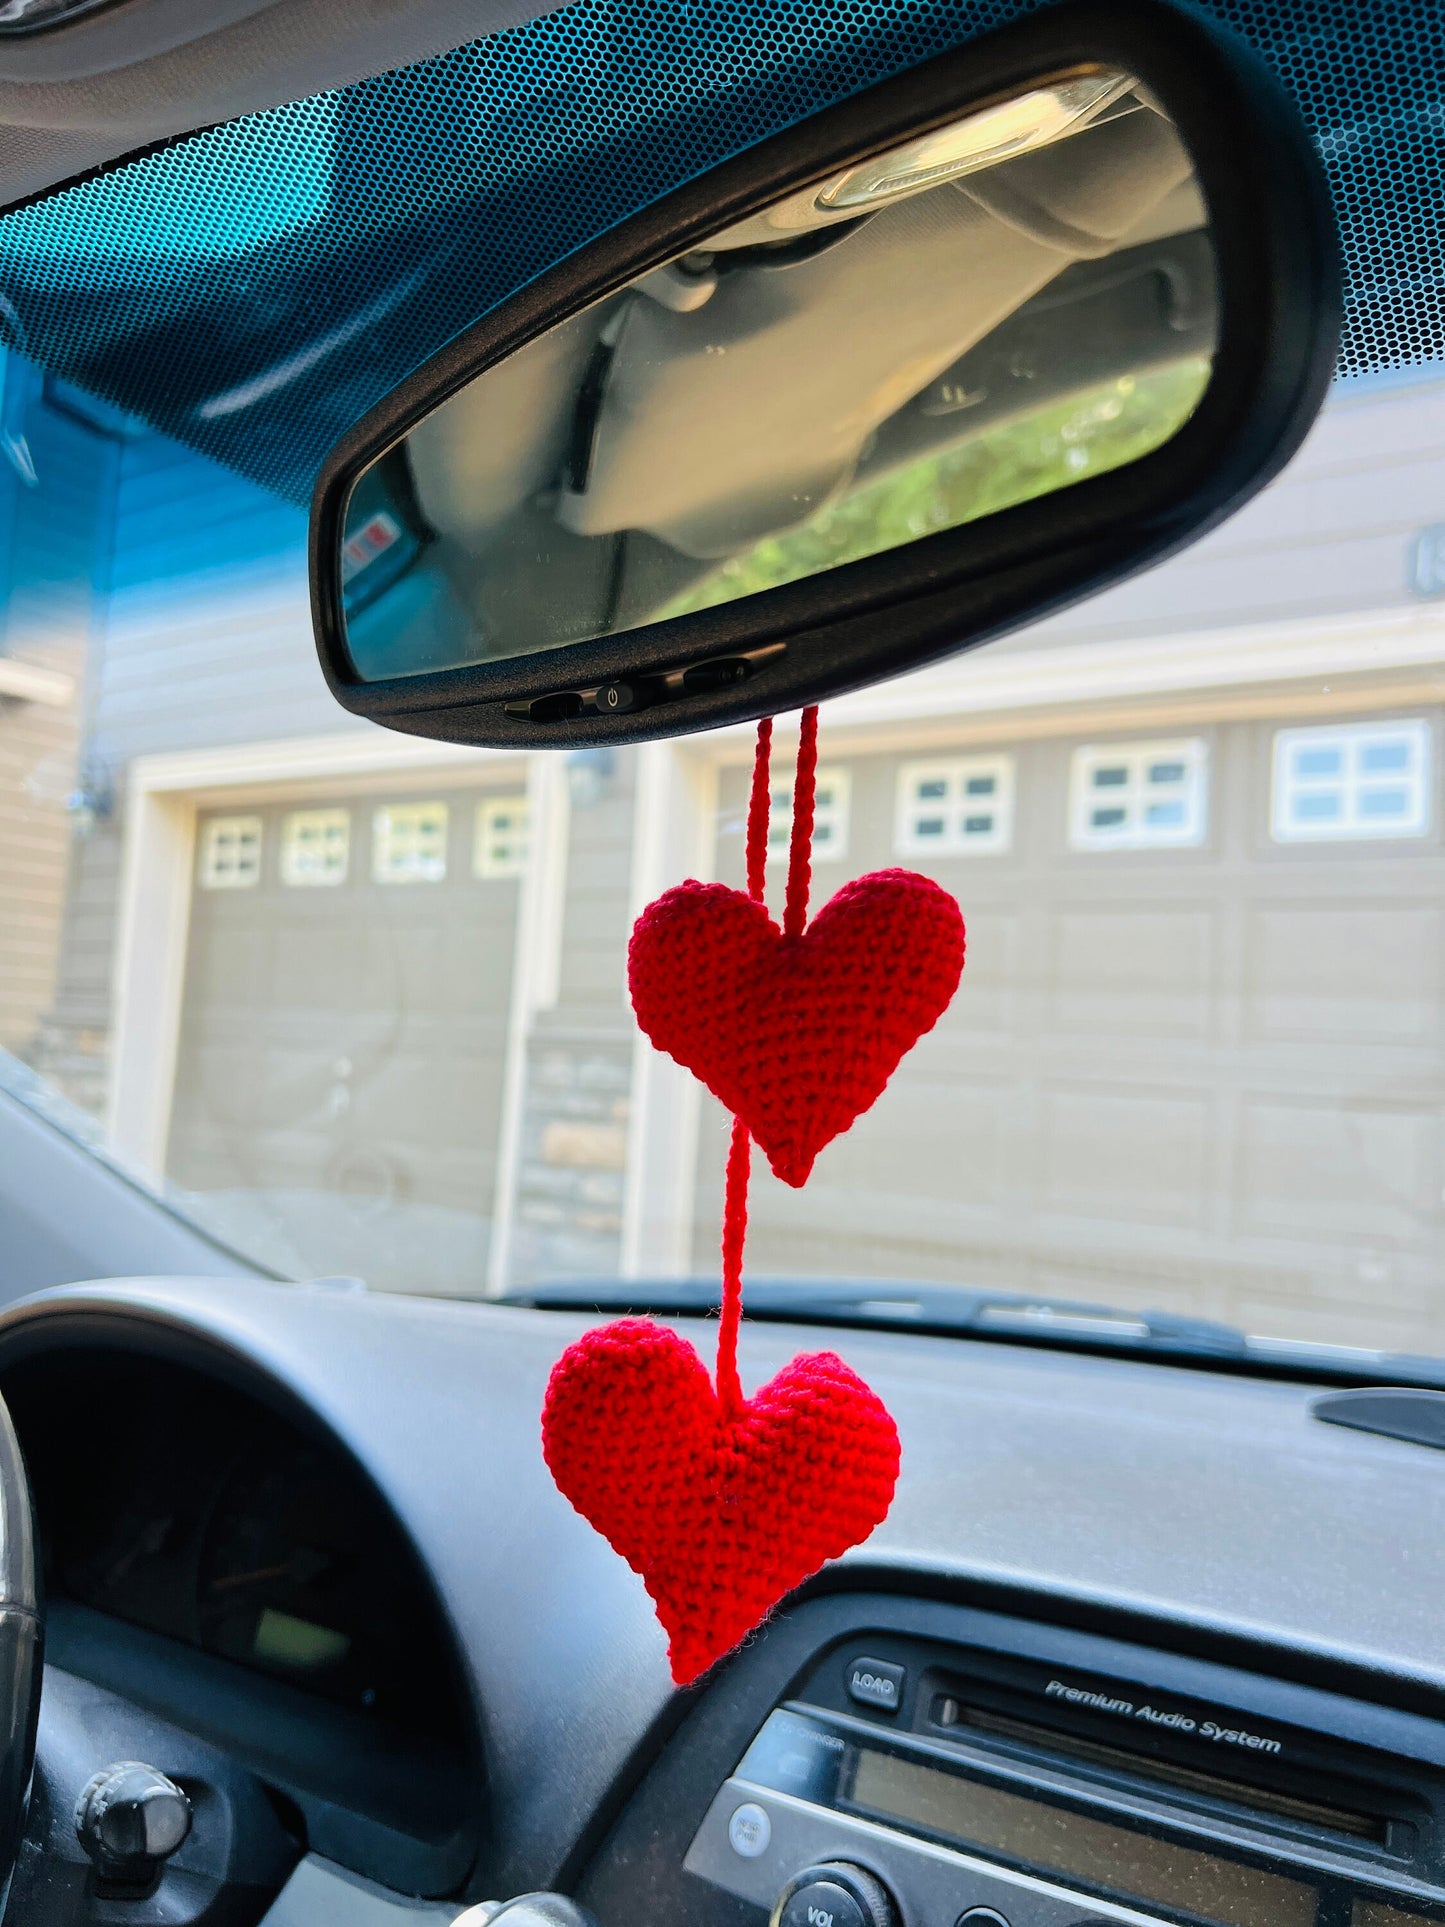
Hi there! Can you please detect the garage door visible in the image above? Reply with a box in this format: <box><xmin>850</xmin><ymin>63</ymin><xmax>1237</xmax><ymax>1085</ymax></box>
<box><xmin>168</xmin><ymin>779</ymin><xmax>528</xmax><ymax>1295</ymax></box>
<box><xmin>697</xmin><ymin>708</ymin><xmax>1445</xmax><ymax>1354</ymax></box>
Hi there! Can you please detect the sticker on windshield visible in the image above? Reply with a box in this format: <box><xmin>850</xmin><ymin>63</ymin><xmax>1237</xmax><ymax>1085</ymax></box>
<box><xmin>341</xmin><ymin>511</ymin><xmax>404</xmax><ymax>583</ymax></box>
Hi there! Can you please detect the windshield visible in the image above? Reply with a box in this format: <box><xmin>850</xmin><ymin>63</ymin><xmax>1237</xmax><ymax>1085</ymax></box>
<box><xmin>3</xmin><ymin>337</ymin><xmax>1445</xmax><ymax>1365</ymax></box>
<box><xmin>1</xmin><ymin>0</ymin><xmax>1442</xmax><ymax>1363</ymax></box>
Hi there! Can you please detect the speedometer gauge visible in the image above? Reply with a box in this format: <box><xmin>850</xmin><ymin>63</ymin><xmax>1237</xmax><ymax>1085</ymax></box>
<box><xmin>197</xmin><ymin>1443</ymin><xmax>363</xmax><ymax>1698</ymax></box>
<box><xmin>195</xmin><ymin>1435</ymin><xmax>446</xmax><ymax>1729</ymax></box>
<box><xmin>11</xmin><ymin>1352</ymin><xmax>466</xmax><ymax>1746</ymax></box>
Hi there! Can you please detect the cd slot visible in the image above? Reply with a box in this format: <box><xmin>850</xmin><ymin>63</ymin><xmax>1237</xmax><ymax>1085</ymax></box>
<box><xmin>933</xmin><ymin>1693</ymin><xmax>1389</xmax><ymax>1847</ymax></box>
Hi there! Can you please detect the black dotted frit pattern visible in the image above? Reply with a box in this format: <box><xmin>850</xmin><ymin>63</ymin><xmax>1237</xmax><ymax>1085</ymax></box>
<box><xmin>0</xmin><ymin>0</ymin><xmax>1436</xmax><ymax>501</ymax></box>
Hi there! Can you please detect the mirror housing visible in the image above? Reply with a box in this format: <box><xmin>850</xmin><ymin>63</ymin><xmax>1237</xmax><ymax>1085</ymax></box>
<box><xmin>309</xmin><ymin>0</ymin><xmax>1339</xmax><ymax>750</ymax></box>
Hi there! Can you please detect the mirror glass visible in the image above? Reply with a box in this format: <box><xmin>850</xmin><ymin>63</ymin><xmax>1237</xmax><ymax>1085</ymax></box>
<box><xmin>339</xmin><ymin>66</ymin><xmax>1217</xmax><ymax>682</ymax></box>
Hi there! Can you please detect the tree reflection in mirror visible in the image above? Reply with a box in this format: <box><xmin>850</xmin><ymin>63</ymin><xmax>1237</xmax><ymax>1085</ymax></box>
<box><xmin>340</xmin><ymin>67</ymin><xmax>1217</xmax><ymax>681</ymax></box>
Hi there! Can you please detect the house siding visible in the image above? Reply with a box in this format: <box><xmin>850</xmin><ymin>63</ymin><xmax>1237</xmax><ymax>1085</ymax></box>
<box><xmin>0</xmin><ymin>364</ymin><xmax>121</xmax><ymax>1084</ymax></box>
<box><xmin>1003</xmin><ymin>373</ymin><xmax>1445</xmax><ymax>655</ymax></box>
<box><xmin>92</xmin><ymin>430</ymin><xmax>327</xmax><ymax>764</ymax></box>
<box><xmin>38</xmin><ymin>420</ymin><xmax>333</xmax><ymax>1111</ymax></box>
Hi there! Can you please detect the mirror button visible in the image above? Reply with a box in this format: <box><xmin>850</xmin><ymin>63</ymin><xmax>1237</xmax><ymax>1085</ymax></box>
<box><xmin>682</xmin><ymin>657</ymin><xmax>751</xmax><ymax>692</ymax></box>
<box><xmin>593</xmin><ymin>678</ymin><xmax>651</xmax><ymax>714</ymax></box>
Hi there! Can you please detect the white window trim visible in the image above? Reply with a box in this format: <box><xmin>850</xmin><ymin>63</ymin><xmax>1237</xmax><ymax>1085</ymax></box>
<box><xmin>1271</xmin><ymin>718</ymin><xmax>1431</xmax><ymax>843</ymax></box>
<box><xmin>280</xmin><ymin>807</ymin><xmax>350</xmax><ymax>887</ymax></box>
<box><xmin>372</xmin><ymin>801</ymin><xmax>449</xmax><ymax>884</ymax></box>
<box><xmin>197</xmin><ymin>814</ymin><xmax>263</xmax><ymax>889</ymax></box>
<box><xmin>767</xmin><ymin>765</ymin><xmax>851</xmax><ymax>863</ymax></box>
<box><xmin>894</xmin><ymin>754</ymin><xmax>1015</xmax><ymax>856</ymax></box>
<box><xmin>1069</xmin><ymin>737</ymin><xmax>1208</xmax><ymax>852</ymax></box>
<box><xmin>474</xmin><ymin>793</ymin><xmax>531</xmax><ymax>880</ymax></box>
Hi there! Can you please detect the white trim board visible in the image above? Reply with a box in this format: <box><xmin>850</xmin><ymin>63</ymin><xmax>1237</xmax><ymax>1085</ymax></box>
<box><xmin>0</xmin><ymin>655</ymin><xmax>72</xmax><ymax>706</ymax></box>
<box><xmin>619</xmin><ymin>742</ymin><xmax>718</xmax><ymax>1279</ymax></box>
<box><xmin>107</xmin><ymin>786</ymin><xmax>196</xmax><ymax>1177</ymax></box>
<box><xmin>485</xmin><ymin>754</ymin><xmax>572</xmax><ymax>1297</ymax></box>
<box><xmin>127</xmin><ymin>727</ymin><xmax>519</xmax><ymax>793</ymax></box>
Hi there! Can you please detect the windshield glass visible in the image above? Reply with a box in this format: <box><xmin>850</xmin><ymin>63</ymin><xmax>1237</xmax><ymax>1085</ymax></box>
<box><xmin>3</xmin><ymin>337</ymin><xmax>1444</xmax><ymax>1361</ymax></box>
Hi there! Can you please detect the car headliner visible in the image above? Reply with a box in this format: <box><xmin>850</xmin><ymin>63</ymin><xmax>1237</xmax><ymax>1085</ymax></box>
<box><xmin>0</xmin><ymin>0</ymin><xmax>1436</xmax><ymax>503</ymax></box>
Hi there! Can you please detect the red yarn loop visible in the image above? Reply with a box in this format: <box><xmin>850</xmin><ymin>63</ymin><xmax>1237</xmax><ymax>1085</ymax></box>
<box><xmin>716</xmin><ymin>1116</ymin><xmax>750</xmax><ymax>1419</ymax></box>
<box><xmin>714</xmin><ymin>709</ymin><xmax>816</xmax><ymax>1419</ymax></box>
<box><xmin>784</xmin><ymin>704</ymin><xmax>819</xmax><ymax>939</ymax></box>
<box><xmin>745</xmin><ymin>715</ymin><xmax>772</xmax><ymax>908</ymax></box>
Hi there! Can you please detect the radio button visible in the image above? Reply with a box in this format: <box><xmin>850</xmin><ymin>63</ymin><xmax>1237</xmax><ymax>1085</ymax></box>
<box><xmin>771</xmin><ymin>1862</ymin><xmax>894</xmax><ymax>1927</ymax></box>
<box><xmin>727</xmin><ymin>1802</ymin><xmax>772</xmax><ymax>1858</ymax></box>
<box><xmin>846</xmin><ymin>1656</ymin><xmax>906</xmax><ymax>1714</ymax></box>
<box><xmin>779</xmin><ymin>1878</ymin><xmax>869</xmax><ymax>1927</ymax></box>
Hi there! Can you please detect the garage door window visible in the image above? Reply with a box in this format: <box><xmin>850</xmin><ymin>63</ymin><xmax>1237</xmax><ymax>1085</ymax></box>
<box><xmin>1069</xmin><ymin>739</ymin><xmax>1207</xmax><ymax>851</ymax></box>
<box><xmin>280</xmin><ymin>808</ymin><xmax>350</xmax><ymax>886</ymax></box>
<box><xmin>475</xmin><ymin>795</ymin><xmax>530</xmax><ymax>879</ymax></box>
<box><xmin>198</xmin><ymin>815</ymin><xmax>263</xmax><ymax>889</ymax></box>
<box><xmin>373</xmin><ymin>802</ymin><xmax>448</xmax><ymax>882</ymax></box>
<box><xmin>1271</xmin><ymin>720</ymin><xmax>1431</xmax><ymax>841</ymax></box>
<box><xmin>768</xmin><ymin>766</ymin><xmax>849</xmax><ymax>863</ymax></box>
<box><xmin>895</xmin><ymin>756</ymin><xmax>1014</xmax><ymax>855</ymax></box>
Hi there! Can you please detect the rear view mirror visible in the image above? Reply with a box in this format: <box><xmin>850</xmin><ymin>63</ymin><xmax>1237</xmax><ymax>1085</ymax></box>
<box><xmin>309</xmin><ymin>0</ymin><xmax>1339</xmax><ymax>749</ymax></box>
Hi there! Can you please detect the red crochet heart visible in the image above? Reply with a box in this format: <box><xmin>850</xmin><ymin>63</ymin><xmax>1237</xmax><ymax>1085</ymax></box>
<box><xmin>542</xmin><ymin>1318</ymin><xmax>901</xmax><ymax>1685</ymax></box>
<box><xmin>629</xmin><ymin>868</ymin><xmax>964</xmax><ymax>1186</ymax></box>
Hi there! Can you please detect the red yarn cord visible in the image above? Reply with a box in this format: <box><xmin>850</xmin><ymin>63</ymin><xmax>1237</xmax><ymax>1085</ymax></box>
<box><xmin>745</xmin><ymin>716</ymin><xmax>772</xmax><ymax>907</ymax></box>
<box><xmin>784</xmin><ymin>704</ymin><xmax>819</xmax><ymax>939</ymax></box>
<box><xmin>716</xmin><ymin>1115</ymin><xmax>750</xmax><ymax>1416</ymax></box>
<box><xmin>715</xmin><ymin>713</ymin><xmax>806</xmax><ymax>1414</ymax></box>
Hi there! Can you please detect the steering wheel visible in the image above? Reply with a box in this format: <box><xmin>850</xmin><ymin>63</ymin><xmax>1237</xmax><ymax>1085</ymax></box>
<box><xmin>0</xmin><ymin>1395</ymin><xmax>40</xmax><ymax>1905</ymax></box>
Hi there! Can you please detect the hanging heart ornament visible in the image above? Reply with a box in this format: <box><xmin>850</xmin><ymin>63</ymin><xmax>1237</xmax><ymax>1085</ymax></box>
<box><xmin>542</xmin><ymin>709</ymin><xmax>965</xmax><ymax>1685</ymax></box>
<box><xmin>542</xmin><ymin>1318</ymin><xmax>901</xmax><ymax>1686</ymax></box>
<box><xmin>629</xmin><ymin>867</ymin><xmax>965</xmax><ymax>1186</ymax></box>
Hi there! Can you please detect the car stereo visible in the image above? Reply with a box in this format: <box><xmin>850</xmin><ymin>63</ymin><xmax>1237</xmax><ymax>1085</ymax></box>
<box><xmin>684</xmin><ymin>1634</ymin><xmax>1445</xmax><ymax>1926</ymax></box>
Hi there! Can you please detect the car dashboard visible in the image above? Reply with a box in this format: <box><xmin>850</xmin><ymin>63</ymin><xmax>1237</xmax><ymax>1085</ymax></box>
<box><xmin>1</xmin><ymin>1276</ymin><xmax>1443</xmax><ymax>1927</ymax></box>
